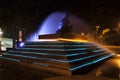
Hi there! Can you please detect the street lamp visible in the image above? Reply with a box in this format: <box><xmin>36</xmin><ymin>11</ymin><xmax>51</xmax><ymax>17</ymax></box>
<box><xmin>96</xmin><ymin>25</ymin><xmax>100</xmax><ymax>38</ymax></box>
<box><xmin>0</xmin><ymin>28</ymin><xmax>3</xmax><ymax>55</ymax></box>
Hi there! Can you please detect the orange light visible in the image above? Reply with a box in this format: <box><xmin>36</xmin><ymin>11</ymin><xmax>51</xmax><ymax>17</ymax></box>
<box><xmin>38</xmin><ymin>39</ymin><xmax>58</xmax><ymax>41</ymax></box>
<box><xmin>57</xmin><ymin>38</ymin><xmax>88</xmax><ymax>42</ymax></box>
<box><xmin>112</xmin><ymin>59</ymin><xmax>120</xmax><ymax>68</ymax></box>
<box><xmin>38</xmin><ymin>38</ymin><xmax>88</xmax><ymax>42</ymax></box>
<box><xmin>117</xmin><ymin>54</ymin><xmax>120</xmax><ymax>57</ymax></box>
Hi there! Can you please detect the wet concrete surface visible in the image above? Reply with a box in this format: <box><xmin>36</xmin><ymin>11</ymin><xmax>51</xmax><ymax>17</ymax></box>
<box><xmin>85</xmin><ymin>54</ymin><xmax>120</xmax><ymax>80</ymax></box>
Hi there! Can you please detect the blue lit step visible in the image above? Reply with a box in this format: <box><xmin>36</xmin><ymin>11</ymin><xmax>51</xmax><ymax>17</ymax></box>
<box><xmin>7</xmin><ymin>52</ymin><xmax>68</xmax><ymax>60</ymax></box>
<box><xmin>25</xmin><ymin>41</ymin><xmax>92</xmax><ymax>45</ymax></box>
<box><xmin>69</xmin><ymin>52</ymin><xmax>109</xmax><ymax>67</ymax></box>
<box><xmin>69</xmin><ymin>54</ymin><xmax>113</xmax><ymax>71</ymax></box>
<box><xmin>2</xmin><ymin>54</ymin><xmax>70</xmax><ymax>66</ymax></box>
<box><xmin>25</xmin><ymin>43</ymin><xmax>93</xmax><ymax>47</ymax></box>
<box><xmin>0</xmin><ymin>56</ymin><xmax>21</xmax><ymax>62</ymax></box>
<box><xmin>8</xmin><ymin>52</ymin><xmax>89</xmax><ymax>61</ymax></box>
<box><xmin>4</xmin><ymin>52</ymin><xmax>108</xmax><ymax>63</ymax></box>
<box><xmin>92</xmin><ymin>49</ymin><xmax>105</xmax><ymax>53</ymax></box>
<box><xmin>68</xmin><ymin>52</ymin><xmax>108</xmax><ymax>63</ymax></box>
<box><xmin>86</xmin><ymin>47</ymin><xmax>102</xmax><ymax>50</ymax></box>
<box><xmin>8</xmin><ymin>50</ymin><xmax>87</xmax><ymax>57</ymax></box>
<box><xmin>24</xmin><ymin>44</ymin><xmax>94</xmax><ymax>48</ymax></box>
<box><xmin>9</xmin><ymin>48</ymin><xmax>88</xmax><ymax>54</ymax></box>
<box><xmin>0</xmin><ymin>56</ymin><xmax>68</xmax><ymax>69</ymax></box>
<box><xmin>24</xmin><ymin>45</ymin><xmax>88</xmax><ymax>49</ymax></box>
<box><xmin>4</xmin><ymin>53</ymin><xmax>91</xmax><ymax>63</ymax></box>
<box><xmin>6</xmin><ymin>53</ymin><xmax>101</xmax><ymax>64</ymax></box>
<box><xmin>0</xmin><ymin>54</ymin><xmax>113</xmax><ymax>71</ymax></box>
<box><xmin>87</xmin><ymin>48</ymin><xmax>105</xmax><ymax>53</ymax></box>
<box><xmin>1</xmin><ymin>55</ymin><xmax>69</xmax><ymax>69</ymax></box>
<box><xmin>2</xmin><ymin>53</ymin><xmax>111</xmax><ymax>70</ymax></box>
<box><xmin>13</xmin><ymin>49</ymin><xmax>67</xmax><ymax>54</ymax></box>
<box><xmin>2</xmin><ymin>54</ymin><xmax>31</xmax><ymax>62</ymax></box>
<box><xmin>16</xmin><ymin>47</ymin><xmax>87</xmax><ymax>51</ymax></box>
<box><xmin>23</xmin><ymin>45</ymin><xmax>88</xmax><ymax>49</ymax></box>
<box><xmin>67</xmin><ymin>52</ymin><xmax>104</xmax><ymax>60</ymax></box>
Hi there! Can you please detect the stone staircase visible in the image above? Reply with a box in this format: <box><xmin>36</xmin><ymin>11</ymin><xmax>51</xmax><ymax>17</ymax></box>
<box><xmin>0</xmin><ymin>41</ymin><xmax>114</xmax><ymax>75</ymax></box>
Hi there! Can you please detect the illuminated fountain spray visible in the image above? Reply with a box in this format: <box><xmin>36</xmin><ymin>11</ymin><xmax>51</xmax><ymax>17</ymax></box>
<box><xmin>28</xmin><ymin>11</ymin><xmax>90</xmax><ymax>41</ymax></box>
<box><xmin>1</xmin><ymin>12</ymin><xmax>115</xmax><ymax>76</ymax></box>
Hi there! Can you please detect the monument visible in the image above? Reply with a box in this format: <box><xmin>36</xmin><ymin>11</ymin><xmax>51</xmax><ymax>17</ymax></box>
<box><xmin>39</xmin><ymin>13</ymin><xmax>74</xmax><ymax>39</ymax></box>
<box><xmin>0</xmin><ymin>13</ymin><xmax>115</xmax><ymax>75</ymax></box>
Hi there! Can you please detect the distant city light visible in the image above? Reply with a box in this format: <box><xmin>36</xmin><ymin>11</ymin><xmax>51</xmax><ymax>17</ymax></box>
<box><xmin>0</xmin><ymin>28</ymin><xmax>3</xmax><ymax>35</ymax></box>
<box><xmin>0</xmin><ymin>31</ymin><xmax>2</xmax><ymax>35</ymax></box>
<box><xmin>81</xmin><ymin>33</ymin><xmax>84</xmax><ymax>36</ymax></box>
<box><xmin>117</xmin><ymin>54</ymin><xmax>120</xmax><ymax>57</ymax></box>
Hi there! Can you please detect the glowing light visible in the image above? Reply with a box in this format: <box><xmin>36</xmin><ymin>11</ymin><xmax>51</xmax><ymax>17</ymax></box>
<box><xmin>117</xmin><ymin>54</ymin><xmax>120</xmax><ymax>57</ymax></box>
<box><xmin>0</xmin><ymin>56</ymin><xmax>20</xmax><ymax>62</ymax></box>
<box><xmin>69</xmin><ymin>54</ymin><xmax>113</xmax><ymax>71</ymax></box>
<box><xmin>57</xmin><ymin>38</ymin><xmax>88</xmax><ymax>42</ymax></box>
<box><xmin>20</xmin><ymin>42</ymin><xmax>25</xmax><ymax>47</ymax></box>
<box><xmin>17</xmin><ymin>47</ymin><xmax>87</xmax><ymax>51</ymax></box>
<box><xmin>0</xmin><ymin>28</ymin><xmax>3</xmax><ymax>41</ymax></box>
<box><xmin>28</xmin><ymin>11</ymin><xmax>90</xmax><ymax>41</ymax></box>
<box><xmin>28</xmin><ymin>12</ymin><xmax>66</xmax><ymax>41</ymax></box>
<box><xmin>38</xmin><ymin>12</ymin><xmax>66</xmax><ymax>35</ymax></box>
<box><xmin>25</xmin><ymin>44</ymin><xmax>92</xmax><ymax>47</ymax></box>
<box><xmin>31</xmin><ymin>38</ymin><xmax>88</xmax><ymax>42</ymax></box>
<box><xmin>37</xmin><ymin>39</ymin><xmax>58</xmax><ymax>42</ymax></box>
<box><xmin>92</xmin><ymin>49</ymin><xmax>104</xmax><ymax>52</ymax></box>
<box><xmin>6</xmin><ymin>52</ymin><xmax>108</xmax><ymax>63</ymax></box>
<box><xmin>110</xmin><ymin>59</ymin><xmax>120</xmax><ymax>68</ymax></box>
<box><xmin>9</xmin><ymin>50</ymin><xmax>87</xmax><ymax>57</ymax></box>
<box><xmin>81</xmin><ymin>33</ymin><xmax>84</xmax><ymax>36</ymax></box>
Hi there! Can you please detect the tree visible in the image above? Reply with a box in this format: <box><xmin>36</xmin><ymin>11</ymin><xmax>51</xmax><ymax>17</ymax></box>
<box><xmin>102</xmin><ymin>29</ymin><xmax>120</xmax><ymax>45</ymax></box>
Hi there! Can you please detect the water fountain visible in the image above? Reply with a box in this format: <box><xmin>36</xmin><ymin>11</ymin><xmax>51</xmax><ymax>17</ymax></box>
<box><xmin>28</xmin><ymin>11</ymin><xmax>90</xmax><ymax>41</ymax></box>
<box><xmin>0</xmin><ymin>11</ymin><xmax>115</xmax><ymax>75</ymax></box>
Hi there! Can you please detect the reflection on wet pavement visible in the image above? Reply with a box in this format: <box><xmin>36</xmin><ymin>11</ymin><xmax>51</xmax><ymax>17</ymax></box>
<box><xmin>88</xmin><ymin>54</ymin><xmax>120</xmax><ymax>79</ymax></box>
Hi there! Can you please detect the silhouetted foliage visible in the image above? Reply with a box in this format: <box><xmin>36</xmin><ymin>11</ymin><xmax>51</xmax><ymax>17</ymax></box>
<box><xmin>102</xmin><ymin>29</ymin><xmax>120</xmax><ymax>45</ymax></box>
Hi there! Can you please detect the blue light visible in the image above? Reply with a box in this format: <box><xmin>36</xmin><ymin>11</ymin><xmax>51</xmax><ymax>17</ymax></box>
<box><xmin>9</xmin><ymin>50</ymin><xmax>87</xmax><ymax>57</ymax></box>
<box><xmin>65</xmin><ymin>52</ymin><xmax>87</xmax><ymax>56</ymax></box>
<box><xmin>92</xmin><ymin>49</ymin><xmax>104</xmax><ymax>52</ymax></box>
<box><xmin>5</xmin><ymin>52</ymin><xmax>108</xmax><ymax>63</ymax></box>
<box><xmin>27</xmin><ymin>11</ymin><xmax>91</xmax><ymax>41</ymax></box>
<box><xmin>16</xmin><ymin>47</ymin><xmax>87</xmax><ymax>51</ymax></box>
<box><xmin>38</xmin><ymin>12</ymin><xmax>66</xmax><ymax>35</ymax></box>
<box><xmin>0</xmin><ymin>56</ymin><xmax>21</xmax><ymax>62</ymax></box>
<box><xmin>28</xmin><ymin>12</ymin><xmax>66</xmax><ymax>41</ymax></box>
<box><xmin>20</xmin><ymin>42</ymin><xmax>25</xmax><ymax>47</ymax></box>
<box><xmin>25</xmin><ymin>44</ymin><xmax>92</xmax><ymax>47</ymax></box>
<box><xmin>69</xmin><ymin>54</ymin><xmax>113</xmax><ymax>71</ymax></box>
<box><xmin>67</xmin><ymin>52</ymin><xmax>107</xmax><ymax>63</ymax></box>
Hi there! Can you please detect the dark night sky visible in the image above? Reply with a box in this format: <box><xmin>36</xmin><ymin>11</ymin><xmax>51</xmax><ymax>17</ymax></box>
<box><xmin>0</xmin><ymin>0</ymin><xmax>120</xmax><ymax>37</ymax></box>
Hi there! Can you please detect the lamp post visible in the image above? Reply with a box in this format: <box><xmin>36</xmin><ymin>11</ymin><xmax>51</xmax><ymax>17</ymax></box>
<box><xmin>0</xmin><ymin>28</ymin><xmax>3</xmax><ymax>55</ymax></box>
<box><xmin>96</xmin><ymin>25</ymin><xmax>100</xmax><ymax>38</ymax></box>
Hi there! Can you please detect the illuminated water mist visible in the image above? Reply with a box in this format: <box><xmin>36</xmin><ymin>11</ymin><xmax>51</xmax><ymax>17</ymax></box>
<box><xmin>28</xmin><ymin>11</ymin><xmax>90</xmax><ymax>41</ymax></box>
